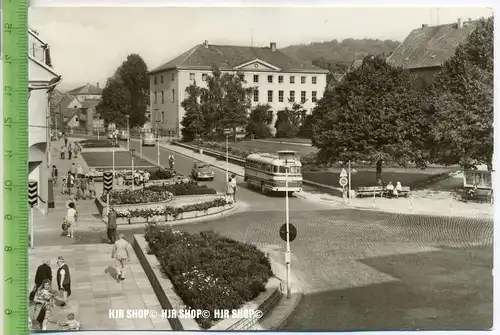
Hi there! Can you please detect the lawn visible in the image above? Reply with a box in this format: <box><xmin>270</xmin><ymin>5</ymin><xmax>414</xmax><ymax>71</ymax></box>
<box><xmin>303</xmin><ymin>166</ymin><xmax>459</xmax><ymax>189</ymax></box>
<box><xmin>262</xmin><ymin>138</ymin><xmax>312</xmax><ymax>145</ymax></box>
<box><xmin>228</xmin><ymin>139</ymin><xmax>317</xmax><ymax>157</ymax></box>
<box><xmin>82</xmin><ymin>152</ymin><xmax>154</xmax><ymax>168</ymax></box>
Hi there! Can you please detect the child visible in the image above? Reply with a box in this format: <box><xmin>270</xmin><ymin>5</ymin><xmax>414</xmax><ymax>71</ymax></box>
<box><xmin>88</xmin><ymin>177</ymin><xmax>96</xmax><ymax>199</ymax></box>
<box><xmin>57</xmin><ymin>312</ymin><xmax>82</xmax><ymax>330</ymax></box>
<box><xmin>75</xmin><ymin>180</ymin><xmax>83</xmax><ymax>200</ymax></box>
<box><xmin>52</xmin><ymin>165</ymin><xmax>59</xmax><ymax>186</ymax></box>
<box><xmin>61</xmin><ymin>178</ymin><xmax>67</xmax><ymax>195</ymax></box>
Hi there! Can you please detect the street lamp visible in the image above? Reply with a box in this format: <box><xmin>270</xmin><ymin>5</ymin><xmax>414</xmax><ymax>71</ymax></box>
<box><xmin>126</xmin><ymin>115</ymin><xmax>130</xmax><ymax>151</ymax></box>
<box><xmin>130</xmin><ymin>149</ymin><xmax>136</xmax><ymax>191</ymax></box>
<box><xmin>284</xmin><ymin>162</ymin><xmax>291</xmax><ymax>299</ymax></box>
<box><xmin>112</xmin><ymin>136</ymin><xmax>116</xmax><ymax>186</ymax></box>
<box><xmin>223</xmin><ymin>128</ymin><xmax>231</xmax><ymax>181</ymax></box>
<box><xmin>156</xmin><ymin>120</ymin><xmax>161</xmax><ymax>167</ymax></box>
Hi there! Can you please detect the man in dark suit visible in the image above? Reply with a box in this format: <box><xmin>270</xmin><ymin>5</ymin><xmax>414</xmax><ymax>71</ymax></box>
<box><xmin>34</xmin><ymin>260</ymin><xmax>52</xmax><ymax>289</ymax></box>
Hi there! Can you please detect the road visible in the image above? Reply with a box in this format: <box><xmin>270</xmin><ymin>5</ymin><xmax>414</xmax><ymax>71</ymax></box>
<box><xmin>126</xmin><ymin>139</ymin><xmax>330</xmax><ymax>213</ymax></box>
<box><xmin>39</xmin><ymin>137</ymin><xmax>493</xmax><ymax>330</ymax></box>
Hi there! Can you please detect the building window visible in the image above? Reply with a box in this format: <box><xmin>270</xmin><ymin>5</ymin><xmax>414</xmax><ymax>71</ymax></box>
<box><xmin>189</xmin><ymin>73</ymin><xmax>195</xmax><ymax>81</ymax></box>
<box><xmin>161</xmin><ymin>75</ymin><xmax>164</xmax><ymax>84</ymax></box>
<box><xmin>268</xmin><ymin>75</ymin><xmax>273</xmax><ymax>83</ymax></box>
<box><xmin>161</xmin><ymin>112</ymin><xmax>165</xmax><ymax>123</ymax></box>
<box><xmin>289</xmin><ymin>91</ymin><xmax>295</xmax><ymax>102</ymax></box>
<box><xmin>253</xmin><ymin>90</ymin><xmax>259</xmax><ymax>102</ymax></box>
<box><xmin>172</xmin><ymin>89</ymin><xmax>175</xmax><ymax>102</ymax></box>
<box><xmin>278</xmin><ymin>90</ymin><xmax>284</xmax><ymax>102</ymax></box>
<box><xmin>171</xmin><ymin>73</ymin><xmax>175</xmax><ymax>81</ymax></box>
<box><xmin>154</xmin><ymin>77</ymin><xmax>157</xmax><ymax>85</ymax></box>
<box><xmin>301</xmin><ymin>91</ymin><xmax>306</xmax><ymax>103</ymax></box>
<box><xmin>301</xmin><ymin>76</ymin><xmax>306</xmax><ymax>84</ymax></box>
<box><xmin>253</xmin><ymin>75</ymin><xmax>259</xmax><ymax>83</ymax></box>
<box><xmin>154</xmin><ymin>92</ymin><xmax>157</xmax><ymax>104</ymax></box>
<box><xmin>239</xmin><ymin>74</ymin><xmax>245</xmax><ymax>81</ymax></box>
<box><xmin>278</xmin><ymin>76</ymin><xmax>283</xmax><ymax>83</ymax></box>
<box><xmin>312</xmin><ymin>76</ymin><xmax>317</xmax><ymax>84</ymax></box>
<box><xmin>202</xmin><ymin>74</ymin><xmax>207</xmax><ymax>81</ymax></box>
<box><xmin>161</xmin><ymin>91</ymin><xmax>164</xmax><ymax>104</ymax></box>
<box><xmin>290</xmin><ymin>76</ymin><xmax>295</xmax><ymax>84</ymax></box>
<box><xmin>267</xmin><ymin>110</ymin><xmax>273</xmax><ymax>120</ymax></box>
<box><xmin>267</xmin><ymin>90</ymin><xmax>273</xmax><ymax>103</ymax></box>
<box><xmin>312</xmin><ymin>91</ymin><xmax>317</xmax><ymax>102</ymax></box>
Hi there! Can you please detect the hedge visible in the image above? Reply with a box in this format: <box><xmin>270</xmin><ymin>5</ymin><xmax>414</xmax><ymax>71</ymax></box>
<box><xmin>79</xmin><ymin>139</ymin><xmax>119</xmax><ymax>148</ymax></box>
<box><xmin>147</xmin><ymin>181</ymin><xmax>217</xmax><ymax>195</ymax></box>
<box><xmin>145</xmin><ymin>225</ymin><xmax>273</xmax><ymax>329</ymax></box>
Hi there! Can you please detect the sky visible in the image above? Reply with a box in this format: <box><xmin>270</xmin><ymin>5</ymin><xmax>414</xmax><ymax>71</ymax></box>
<box><xmin>29</xmin><ymin>6</ymin><xmax>493</xmax><ymax>91</ymax></box>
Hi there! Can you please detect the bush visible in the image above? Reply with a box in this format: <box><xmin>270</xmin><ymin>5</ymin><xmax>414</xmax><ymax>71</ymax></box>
<box><xmin>103</xmin><ymin>189</ymin><xmax>174</xmax><ymax>205</ymax></box>
<box><xmin>146</xmin><ymin>168</ymin><xmax>176</xmax><ymax>180</ymax></box>
<box><xmin>79</xmin><ymin>139</ymin><xmax>118</xmax><ymax>148</ymax></box>
<box><xmin>275</xmin><ymin>122</ymin><xmax>300</xmax><ymax>138</ymax></box>
<box><xmin>147</xmin><ymin>181</ymin><xmax>217</xmax><ymax>196</ymax></box>
<box><xmin>145</xmin><ymin>225</ymin><xmax>273</xmax><ymax>329</ymax></box>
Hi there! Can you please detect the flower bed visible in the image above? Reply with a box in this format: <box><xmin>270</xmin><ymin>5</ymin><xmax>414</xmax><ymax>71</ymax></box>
<box><xmin>144</xmin><ymin>225</ymin><xmax>273</xmax><ymax>329</ymax></box>
<box><xmin>147</xmin><ymin>181</ymin><xmax>217</xmax><ymax>195</ymax></box>
<box><xmin>88</xmin><ymin>168</ymin><xmax>181</xmax><ymax>180</ymax></box>
<box><xmin>145</xmin><ymin>168</ymin><xmax>176</xmax><ymax>181</ymax></box>
<box><xmin>79</xmin><ymin>139</ymin><xmax>119</xmax><ymax>148</ymax></box>
<box><xmin>103</xmin><ymin>189</ymin><xmax>174</xmax><ymax>205</ymax></box>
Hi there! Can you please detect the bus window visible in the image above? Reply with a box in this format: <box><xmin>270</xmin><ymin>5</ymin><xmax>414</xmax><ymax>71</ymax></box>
<box><xmin>278</xmin><ymin>166</ymin><xmax>300</xmax><ymax>173</ymax></box>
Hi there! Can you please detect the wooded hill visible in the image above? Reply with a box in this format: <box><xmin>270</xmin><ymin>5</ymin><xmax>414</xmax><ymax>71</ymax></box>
<box><xmin>281</xmin><ymin>38</ymin><xmax>401</xmax><ymax>73</ymax></box>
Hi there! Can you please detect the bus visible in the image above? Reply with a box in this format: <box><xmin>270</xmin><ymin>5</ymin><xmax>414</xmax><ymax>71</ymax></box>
<box><xmin>244</xmin><ymin>150</ymin><xmax>303</xmax><ymax>195</ymax></box>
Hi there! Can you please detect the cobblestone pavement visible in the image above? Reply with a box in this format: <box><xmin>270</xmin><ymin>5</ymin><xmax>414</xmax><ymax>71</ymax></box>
<box><xmin>35</xmin><ymin>207</ymin><xmax>493</xmax><ymax>330</ymax></box>
<box><xmin>29</xmin><ymin>244</ymin><xmax>171</xmax><ymax>331</ymax></box>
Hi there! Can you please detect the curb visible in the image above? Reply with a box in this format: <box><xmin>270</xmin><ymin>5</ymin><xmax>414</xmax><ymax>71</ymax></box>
<box><xmin>274</xmin><ymin>288</ymin><xmax>304</xmax><ymax>330</ymax></box>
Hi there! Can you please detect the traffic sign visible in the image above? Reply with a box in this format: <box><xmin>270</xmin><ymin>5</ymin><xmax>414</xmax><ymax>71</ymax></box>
<box><xmin>28</xmin><ymin>181</ymin><xmax>38</xmax><ymax>207</ymax></box>
<box><xmin>340</xmin><ymin>168</ymin><xmax>348</xmax><ymax>178</ymax></box>
<box><xmin>279</xmin><ymin>223</ymin><xmax>297</xmax><ymax>242</ymax></box>
<box><xmin>103</xmin><ymin>172</ymin><xmax>113</xmax><ymax>193</ymax></box>
<box><xmin>339</xmin><ymin>177</ymin><xmax>348</xmax><ymax>187</ymax></box>
<box><xmin>223</xmin><ymin>128</ymin><xmax>231</xmax><ymax>135</ymax></box>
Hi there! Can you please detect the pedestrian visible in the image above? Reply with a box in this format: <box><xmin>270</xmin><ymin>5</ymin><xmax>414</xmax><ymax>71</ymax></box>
<box><xmin>107</xmin><ymin>209</ymin><xmax>117</xmax><ymax>244</ymax></box>
<box><xmin>75</xmin><ymin>179</ymin><xmax>83</xmax><ymax>200</ymax></box>
<box><xmin>88</xmin><ymin>177</ymin><xmax>96</xmax><ymax>199</ymax></box>
<box><xmin>70</xmin><ymin>162</ymin><xmax>77</xmax><ymax>176</ymax></box>
<box><xmin>65</xmin><ymin>202</ymin><xmax>78</xmax><ymax>238</ymax></box>
<box><xmin>230</xmin><ymin>174</ymin><xmax>237</xmax><ymax>202</ymax></box>
<box><xmin>60</xmin><ymin>145</ymin><xmax>65</xmax><ymax>159</ymax></box>
<box><xmin>61</xmin><ymin>178</ymin><xmax>67</xmax><ymax>195</ymax></box>
<box><xmin>225</xmin><ymin>177</ymin><xmax>235</xmax><ymax>200</ymax></box>
<box><xmin>76</xmin><ymin>164</ymin><xmax>84</xmax><ymax>179</ymax></box>
<box><xmin>56</xmin><ymin>256</ymin><xmax>71</xmax><ymax>306</ymax></box>
<box><xmin>168</xmin><ymin>154</ymin><xmax>175</xmax><ymax>170</ymax></box>
<box><xmin>68</xmin><ymin>143</ymin><xmax>73</xmax><ymax>160</ymax></box>
<box><xmin>66</xmin><ymin>172</ymin><xmax>74</xmax><ymax>195</ymax></box>
<box><xmin>63</xmin><ymin>133</ymin><xmax>68</xmax><ymax>146</ymax></box>
<box><xmin>32</xmin><ymin>279</ymin><xmax>56</xmax><ymax>330</ymax></box>
<box><xmin>57</xmin><ymin>312</ymin><xmax>82</xmax><ymax>331</ymax></box>
<box><xmin>395</xmin><ymin>181</ymin><xmax>402</xmax><ymax>198</ymax></box>
<box><xmin>31</xmin><ymin>260</ymin><xmax>52</xmax><ymax>302</ymax></box>
<box><xmin>80</xmin><ymin>176</ymin><xmax>88</xmax><ymax>199</ymax></box>
<box><xmin>386</xmin><ymin>181</ymin><xmax>395</xmax><ymax>197</ymax></box>
<box><xmin>112</xmin><ymin>233</ymin><xmax>132</xmax><ymax>281</ymax></box>
<box><xmin>73</xmin><ymin>144</ymin><xmax>78</xmax><ymax>159</ymax></box>
<box><xmin>52</xmin><ymin>165</ymin><xmax>59</xmax><ymax>186</ymax></box>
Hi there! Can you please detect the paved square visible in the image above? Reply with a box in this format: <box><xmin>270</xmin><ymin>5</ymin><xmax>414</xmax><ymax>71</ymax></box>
<box><xmin>29</xmin><ymin>244</ymin><xmax>171</xmax><ymax>331</ymax></box>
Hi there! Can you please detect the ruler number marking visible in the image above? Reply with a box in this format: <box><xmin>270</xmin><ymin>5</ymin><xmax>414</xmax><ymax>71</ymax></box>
<box><xmin>5</xmin><ymin>150</ymin><xmax>12</xmax><ymax>158</ymax></box>
<box><xmin>5</xmin><ymin>246</ymin><xmax>13</xmax><ymax>252</ymax></box>
<box><xmin>4</xmin><ymin>87</ymin><xmax>12</xmax><ymax>97</ymax></box>
<box><xmin>5</xmin><ymin>277</ymin><xmax>12</xmax><ymax>283</ymax></box>
<box><xmin>4</xmin><ymin>116</ymin><xmax>13</xmax><ymax>127</ymax></box>
<box><xmin>4</xmin><ymin>23</ymin><xmax>13</xmax><ymax>33</ymax></box>
<box><xmin>4</xmin><ymin>180</ymin><xmax>13</xmax><ymax>191</ymax></box>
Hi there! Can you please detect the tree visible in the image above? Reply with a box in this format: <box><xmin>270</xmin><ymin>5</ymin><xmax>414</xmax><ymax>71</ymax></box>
<box><xmin>275</xmin><ymin>103</ymin><xmax>306</xmax><ymax>138</ymax></box>
<box><xmin>116</xmin><ymin>54</ymin><xmax>150</xmax><ymax>128</ymax></box>
<box><xmin>246</xmin><ymin>104</ymin><xmax>273</xmax><ymax>138</ymax></box>
<box><xmin>200</xmin><ymin>67</ymin><xmax>225</xmax><ymax>133</ymax></box>
<box><xmin>312</xmin><ymin>55</ymin><xmax>432</xmax><ymax>181</ymax></box>
<box><xmin>180</xmin><ymin>81</ymin><xmax>204</xmax><ymax>141</ymax></box>
<box><xmin>431</xmin><ymin>17</ymin><xmax>494</xmax><ymax>170</ymax></box>
<box><xmin>220</xmin><ymin>72</ymin><xmax>253</xmax><ymax>137</ymax></box>
<box><xmin>96</xmin><ymin>77</ymin><xmax>131</xmax><ymax>127</ymax></box>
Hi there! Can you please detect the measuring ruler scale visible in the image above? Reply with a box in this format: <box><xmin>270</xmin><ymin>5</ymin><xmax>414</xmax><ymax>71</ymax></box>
<box><xmin>2</xmin><ymin>0</ymin><xmax>30</xmax><ymax>334</ymax></box>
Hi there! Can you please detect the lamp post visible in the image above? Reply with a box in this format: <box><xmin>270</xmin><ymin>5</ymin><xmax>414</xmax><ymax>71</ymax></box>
<box><xmin>112</xmin><ymin>136</ymin><xmax>116</xmax><ymax>186</ymax></box>
<box><xmin>223</xmin><ymin>128</ymin><xmax>230</xmax><ymax>181</ymax></box>
<box><xmin>130</xmin><ymin>149</ymin><xmax>135</xmax><ymax>191</ymax></box>
<box><xmin>126</xmin><ymin>115</ymin><xmax>130</xmax><ymax>151</ymax></box>
<box><xmin>156</xmin><ymin>121</ymin><xmax>161</xmax><ymax>166</ymax></box>
<box><xmin>284</xmin><ymin>163</ymin><xmax>291</xmax><ymax>299</ymax></box>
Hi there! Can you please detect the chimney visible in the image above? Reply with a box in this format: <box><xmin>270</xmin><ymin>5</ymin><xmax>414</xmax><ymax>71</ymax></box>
<box><xmin>203</xmin><ymin>40</ymin><xmax>208</xmax><ymax>48</ymax></box>
<box><xmin>270</xmin><ymin>42</ymin><xmax>277</xmax><ymax>52</ymax></box>
<box><xmin>457</xmin><ymin>18</ymin><xmax>463</xmax><ymax>29</ymax></box>
<box><xmin>422</xmin><ymin>24</ymin><xmax>428</xmax><ymax>28</ymax></box>
<box><xmin>96</xmin><ymin>82</ymin><xmax>99</xmax><ymax>88</ymax></box>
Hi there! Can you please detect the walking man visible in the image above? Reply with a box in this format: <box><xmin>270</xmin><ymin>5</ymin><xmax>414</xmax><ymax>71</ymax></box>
<box><xmin>111</xmin><ymin>233</ymin><xmax>132</xmax><ymax>281</ymax></box>
<box><xmin>230</xmin><ymin>174</ymin><xmax>237</xmax><ymax>202</ymax></box>
<box><xmin>52</xmin><ymin>165</ymin><xmax>59</xmax><ymax>186</ymax></box>
<box><xmin>31</xmin><ymin>260</ymin><xmax>52</xmax><ymax>302</ymax></box>
<box><xmin>107</xmin><ymin>209</ymin><xmax>117</xmax><ymax>244</ymax></box>
<box><xmin>225</xmin><ymin>177</ymin><xmax>235</xmax><ymax>200</ymax></box>
<box><xmin>56</xmin><ymin>257</ymin><xmax>71</xmax><ymax>306</ymax></box>
<box><xmin>63</xmin><ymin>133</ymin><xmax>68</xmax><ymax>147</ymax></box>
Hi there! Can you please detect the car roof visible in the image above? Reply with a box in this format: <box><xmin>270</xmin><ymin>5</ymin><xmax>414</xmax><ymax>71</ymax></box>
<box><xmin>195</xmin><ymin>162</ymin><xmax>208</xmax><ymax>167</ymax></box>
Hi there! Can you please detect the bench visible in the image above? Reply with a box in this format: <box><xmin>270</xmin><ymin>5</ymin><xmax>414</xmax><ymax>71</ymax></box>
<box><xmin>356</xmin><ymin>186</ymin><xmax>411</xmax><ymax>198</ymax></box>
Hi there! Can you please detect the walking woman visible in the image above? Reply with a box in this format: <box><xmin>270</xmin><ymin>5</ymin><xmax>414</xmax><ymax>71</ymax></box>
<box><xmin>65</xmin><ymin>202</ymin><xmax>78</xmax><ymax>238</ymax></box>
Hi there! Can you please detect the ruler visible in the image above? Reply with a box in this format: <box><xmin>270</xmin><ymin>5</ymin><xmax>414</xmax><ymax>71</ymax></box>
<box><xmin>2</xmin><ymin>0</ymin><xmax>30</xmax><ymax>334</ymax></box>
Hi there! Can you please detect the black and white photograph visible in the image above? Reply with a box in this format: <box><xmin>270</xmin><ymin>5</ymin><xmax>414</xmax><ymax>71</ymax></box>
<box><xmin>25</xmin><ymin>5</ymin><xmax>493</xmax><ymax>332</ymax></box>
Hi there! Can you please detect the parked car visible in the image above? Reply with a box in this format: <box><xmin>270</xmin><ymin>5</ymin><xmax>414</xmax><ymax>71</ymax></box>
<box><xmin>191</xmin><ymin>162</ymin><xmax>215</xmax><ymax>181</ymax></box>
<box><xmin>142</xmin><ymin>133</ymin><xmax>156</xmax><ymax>146</ymax></box>
<box><xmin>118</xmin><ymin>130</ymin><xmax>129</xmax><ymax>141</ymax></box>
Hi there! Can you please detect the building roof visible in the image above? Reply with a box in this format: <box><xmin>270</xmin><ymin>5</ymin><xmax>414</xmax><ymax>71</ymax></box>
<box><xmin>387</xmin><ymin>19</ymin><xmax>477</xmax><ymax>70</ymax></box>
<box><xmin>67</xmin><ymin>83</ymin><xmax>103</xmax><ymax>95</ymax></box>
<box><xmin>81</xmin><ymin>99</ymin><xmax>100</xmax><ymax>108</ymax></box>
<box><xmin>150</xmin><ymin>42</ymin><xmax>328</xmax><ymax>74</ymax></box>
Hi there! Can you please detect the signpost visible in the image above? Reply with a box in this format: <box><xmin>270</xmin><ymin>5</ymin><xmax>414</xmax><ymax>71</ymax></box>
<box><xmin>28</xmin><ymin>181</ymin><xmax>38</xmax><ymax>249</ymax></box>
<box><xmin>130</xmin><ymin>149</ymin><xmax>136</xmax><ymax>191</ymax></box>
<box><xmin>340</xmin><ymin>168</ymin><xmax>348</xmax><ymax>203</ymax></box>
<box><xmin>103</xmin><ymin>172</ymin><xmax>113</xmax><ymax>216</ymax></box>
<box><xmin>223</xmin><ymin>128</ymin><xmax>231</xmax><ymax>181</ymax></box>
<box><xmin>279</xmin><ymin>223</ymin><xmax>297</xmax><ymax>242</ymax></box>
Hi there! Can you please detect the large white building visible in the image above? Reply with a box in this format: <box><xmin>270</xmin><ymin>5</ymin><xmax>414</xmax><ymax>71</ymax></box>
<box><xmin>148</xmin><ymin>41</ymin><xmax>328</xmax><ymax>137</ymax></box>
<box><xmin>28</xmin><ymin>28</ymin><xmax>62</xmax><ymax>213</ymax></box>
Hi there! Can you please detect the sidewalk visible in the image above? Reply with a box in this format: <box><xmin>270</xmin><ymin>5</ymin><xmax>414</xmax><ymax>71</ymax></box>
<box><xmin>29</xmin><ymin>244</ymin><xmax>171</xmax><ymax>330</ymax></box>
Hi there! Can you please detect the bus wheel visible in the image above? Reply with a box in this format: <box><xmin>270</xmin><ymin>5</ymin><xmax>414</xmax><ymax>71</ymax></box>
<box><xmin>261</xmin><ymin>183</ymin><xmax>266</xmax><ymax>195</ymax></box>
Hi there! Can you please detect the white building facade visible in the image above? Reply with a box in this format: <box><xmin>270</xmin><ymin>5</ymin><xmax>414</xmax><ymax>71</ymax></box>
<box><xmin>149</xmin><ymin>42</ymin><xmax>328</xmax><ymax>137</ymax></box>
<box><xmin>28</xmin><ymin>29</ymin><xmax>62</xmax><ymax>213</ymax></box>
